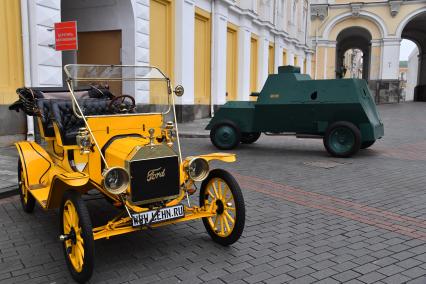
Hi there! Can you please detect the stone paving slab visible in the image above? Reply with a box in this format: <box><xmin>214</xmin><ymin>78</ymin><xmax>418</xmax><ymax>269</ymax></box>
<box><xmin>0</xmin><ymin>102</ymin><xmax>426</xmax><ymax>283</ymax></box>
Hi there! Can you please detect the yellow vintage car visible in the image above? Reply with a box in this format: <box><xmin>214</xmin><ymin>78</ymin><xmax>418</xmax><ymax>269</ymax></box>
<box><xmin>10</xmin><ymin>65</ymin><xmax>245</xmax><ymax>283</ymax></box>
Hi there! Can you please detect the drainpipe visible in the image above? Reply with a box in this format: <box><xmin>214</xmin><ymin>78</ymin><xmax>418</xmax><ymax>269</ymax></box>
<box><xmin>210</xmin><ymin>0</ymin><xmax>215</xmax><ymax>117</ymax></box>
<box><xmin>20</xmin><ymin>0</ymin><xmax>34</xmax><ymax>141</ymax></box>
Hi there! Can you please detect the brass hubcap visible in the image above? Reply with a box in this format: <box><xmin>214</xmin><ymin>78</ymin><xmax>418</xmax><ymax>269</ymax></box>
<box><xmin>63</xmin><ymin>200</ymin><xmax>84</xmax><ymax>272</ymax></box>
<box><xmin>204</xmin><ymin>178</ymin><xmax>236</xmax><ymax>237</ymax></box>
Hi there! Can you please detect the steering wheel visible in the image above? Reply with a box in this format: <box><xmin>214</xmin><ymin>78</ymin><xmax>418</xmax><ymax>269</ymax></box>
<box><xmin>108</xmin><ymin>95</ymin><xmax>136</xmax><ymax>114</ymax></box>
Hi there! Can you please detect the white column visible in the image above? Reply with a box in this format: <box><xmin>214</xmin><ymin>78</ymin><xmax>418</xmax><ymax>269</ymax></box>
<box><xmin>275</xmin><ymin>43</ymin><xmax>282</xmax><ymax>72</ymax></box>
<box><xmin>237</xmin><ymin>16</ymin><xmax>252</xmax><ymax>101</ymax></box>
<box><xmin>28</xmin><ymin>0</ymin><xmax>62</xmax><ymax>87</ymax></box>
<box><xmin>380</xmin><ymin>38</ymin><xmax>401</xmax><ymax>80</ymax></box>
<box><xmin>306</xmin><ymin>53</ymin><xmax>312</xmax><ymax>76</ymax></box>
<box><xmin>174</xmin><ymin>0</ymin><xmax>195</xmax><ymax>105</ymax></box>
<box><xmin>211</xmin><ymin>1</ymin><xmax>228</xmax><ymax>106</ymax></box>
<box><xmin>134</xmin><ymin>0</ymin><xmax>150</xmax><ymax>104</ymax></box>
<box><xmin>287</xmin><ymin>50</ymin><xmax>295</xmax><ymax>66</ymax></box>
<box><xmin>258</xmin><ymin>29</ymin><xmax>269</xmax><ymax>88</ymax></box>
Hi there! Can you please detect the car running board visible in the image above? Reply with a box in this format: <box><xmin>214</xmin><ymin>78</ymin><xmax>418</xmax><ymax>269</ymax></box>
<box><xmin>263</xmin><ymin>132</ymin><xmax>322</xmax><ymax>139</ymax></box>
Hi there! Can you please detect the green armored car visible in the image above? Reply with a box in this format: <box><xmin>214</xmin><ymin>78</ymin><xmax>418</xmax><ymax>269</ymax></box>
<box><xmin>206</xmin><ymin>66</ymin><xmax>384</xmax><ymax>158</ymax></box>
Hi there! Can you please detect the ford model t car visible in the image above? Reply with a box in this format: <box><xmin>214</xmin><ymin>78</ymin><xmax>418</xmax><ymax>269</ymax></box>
<box><xmin>207</xmin><ymin>66</ymin><xmax>384</xmax><ymax>157</ymax></box>
<box><xmin>10</xmin><ymin>65</ymin><xmax>245</xmax><ymax>283</ymax></box>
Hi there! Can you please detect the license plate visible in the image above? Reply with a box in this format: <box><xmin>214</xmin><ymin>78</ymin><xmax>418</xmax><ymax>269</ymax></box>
<box><xmin>131</xmin><ymin>204</ymin><xmax>184</xmax><ymax>227</ymax></box>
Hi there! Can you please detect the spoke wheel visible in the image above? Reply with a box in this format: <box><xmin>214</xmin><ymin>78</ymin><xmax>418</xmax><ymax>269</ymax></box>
<box><xmin>200</xmin><ymin>169</ymin><xmax>245</xmax><ymax>246</ymax></box>
<box><xmin>18</xmin><ymin>160</ymin><xmax>35</xmax><ymax>213</ymax></box>
<box><xmin>324</xmin><ymin>121</ymin><xmax>361</xmax><ymax>158</ymax></box>
<box><xmin>60</xmin><ymin>191</ymin><xmax>94</xmax><ymax>283</ymax></box>
<box><xmin>210</xmin><ymin>122</ymin><xmax>241</xmax><ymax>150</ymax></box>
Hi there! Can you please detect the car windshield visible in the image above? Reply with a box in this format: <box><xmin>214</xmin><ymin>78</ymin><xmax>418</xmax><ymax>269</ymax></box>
<box><xmin>63</xmin><ymin>64</ymin><xmax>171</xmax><ymax>117</ymax></box>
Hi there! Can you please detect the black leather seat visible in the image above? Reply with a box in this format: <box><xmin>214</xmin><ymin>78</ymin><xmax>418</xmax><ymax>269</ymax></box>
<box><xmin>51</xmin><ymin>99</ymin><xmax>110</xmax><ymax>145</ymax></box>
<box><xmin>36</xmin><ymin>99</ymin><xmax>55</xmax><ymax>137</ymax></box>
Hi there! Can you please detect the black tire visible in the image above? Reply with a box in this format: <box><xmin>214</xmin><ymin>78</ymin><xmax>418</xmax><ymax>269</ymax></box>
<box><xmin>323</xmin><ymin>121</ymin><xmax>361</xmax><ymax>158</ymax></box>
<box><xmin>60</xmin><ymin>191</ymin><xmax>94</xmax><ymax>283</ymax></box>
<box><xmin>200</xmin><ymin>169</ymin><xmax>245</xmax><ymax>246</ymax></box>
<box><xmin>210</xmin><ymin>122</ymin><xmax>241</xmax><ymax>150</ymax></box>
<box><xmin>240</xmin><ymin>132</ymin><xmax>261</xmax><ymax>144</ymax></box>
<box><xmin>361</xmin><ymin>140</ymin><xmax>375</xmax><ymax>149</ymax></box>
<box><xmin>18</xmin><ymin>160</ymin><xmax>35</xmax><ymax>213</ymax></box>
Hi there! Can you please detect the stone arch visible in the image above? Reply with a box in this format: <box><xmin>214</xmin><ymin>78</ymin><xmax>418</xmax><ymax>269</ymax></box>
<box><xmin>322</xmin><ymin>11</ymin><xmax>387</xmax><ymax>41</ymax></box>
<box><xmin>396</xmin><ymin>7</ymin><xmax>426</xmax><ymax>39</ymax></box>
<box><xmin>335</xmin><ymin>27</ymin><xmax>372</xmax><ymax>80</ymax></box>
<box><xmin>328</xmin><ymin>17</ymin><xmax>382</xmax><ymax>41</ymax></box>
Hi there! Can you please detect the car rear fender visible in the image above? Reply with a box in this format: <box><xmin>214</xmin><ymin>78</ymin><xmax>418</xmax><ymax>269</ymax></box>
<box><xmin>15</xmin><ymin>141</ymin><xmax>53</xmax><ymax>189</ymax></box>
<box><xmin>15</xmin><ymin>141</ymin><xmax>90</xmax><ymax>209</ymax></box>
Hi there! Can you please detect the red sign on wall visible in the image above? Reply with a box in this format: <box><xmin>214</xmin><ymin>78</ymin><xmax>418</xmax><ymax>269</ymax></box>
<box><xmin>54</xmin><ymin>21</ymin><xmax>78</xmax><ymax>51</ymax></box>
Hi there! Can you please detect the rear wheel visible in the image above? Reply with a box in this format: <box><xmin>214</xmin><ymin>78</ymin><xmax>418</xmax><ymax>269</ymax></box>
<box><xmin>210</xmin><ymin>122</ymin><xmax>241</xmax><ymax>150</ymax></box>
<box><xmin>60</xmin><ymin>191</ymin><xmax>94</xmax><ymax>284</ymax></box>
<box><xmin>323</xmin><ymin>121</ymin><xmax>361</xmax><ymax>158</ymax></box>
<box><xmin>200</xmin><ymin>169</ymin><xmax>245</xmax><ymax>246</ymax></box>
<box><xmin>240</xmin><ymin>132</ymin><xmax>261</xmax><ymax>144</ymax></box>
<box><xmin>361</xmin><ymin>140</ymin><xmax>375</xmax><ymax>149</ymax></box>
<box><xmin>18</xmin><ymin>160</ymin><xmax>35</xmax><ymax>213</ymax></box>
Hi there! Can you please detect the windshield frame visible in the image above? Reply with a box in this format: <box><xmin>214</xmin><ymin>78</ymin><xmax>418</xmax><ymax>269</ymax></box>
<box><xmin>64</xmin><ymin>64</ymin><xmax>173</xmax><ymax>119</ymax></box>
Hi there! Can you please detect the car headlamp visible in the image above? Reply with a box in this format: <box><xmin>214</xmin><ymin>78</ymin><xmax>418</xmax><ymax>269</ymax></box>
<box><xmin>187</xmin><ymin>158</ymin><xmax>209</xmax><ymax>182</ymax></box>
<box><xmin>102</xmin><ymin>167</ymin><xmax>130</xmax><ymax>195</ymax></box>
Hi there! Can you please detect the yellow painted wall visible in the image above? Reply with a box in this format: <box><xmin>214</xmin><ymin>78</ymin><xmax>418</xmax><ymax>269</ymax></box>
<box><xmin>303</xmin><ymin>58</ymin><xmax>307</xmax><ymax>74</ymax></box>
<box><xmin>268</xmin><ymin>43</ymin><xmax>274</xmax><ymax>74</ymax></box>
<box><xmin>0</xmin><ymin>0</ymin><xmax>24</xmax><ymax>105</ymax></box>
<box><xmin>294</xmin><ymin>56</ymin><xmax>298</xmax><ymax>67</ymax></box>
<box><xmin>282</xmin><ymin>50</ymin><xmax>287</xmax><ymax>65</ymax></box>
<box><xmin>194</xmin><ymin>8</ymin><xmax>211</xmax><ymax>105</ymax></box>
<box><xmin>150</xmin><ymin>0</ymin><xmax>173</xmax><ymax>104</ymax></box>
<box><xmin>316</xmin><ymin>47</ymin><xmax>325</xmax><ymax>79</ymax></box>
<box><xmin>226</xmin><ymin>24</ymin><xmax>238</xmax><ymax>101</ymax></box>
<box><xmin>370</xmin><ymin>46</ymin><xmax>381</xmax><ymax>80</ymax></box>
<box><xmin>250</xmin><ymin>36</ymin><xmax>258</xmax><ymax>93</ymax></box>
<box><xmin>326</xmin><ymin>47</ymin><xmax>336</xmax><ymax>79</ymax></box>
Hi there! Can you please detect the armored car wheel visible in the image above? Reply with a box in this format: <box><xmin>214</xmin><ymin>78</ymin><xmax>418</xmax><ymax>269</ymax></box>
<box><xmin>18</xmin><ymin>160</ymin><xmax>35</xmax><ymax>213</ymax></box>
<box><xmin>240</xmin><ymin>132</ymin><xmax>261</xmax><ymax>144</ymax></box>
<box><xmin>60</xmin><ymin>191</ymin><xmax>94</xmax><ymax>284</ymax></box>
<box><xmin>361</xmin><ymin>140</ymin><xmax>375</xmax><ymax>149</ymax></box>
<box><xmin>200</xmin><ymin>169</ymin><xmax>245</xmax><ymax>246</ymax></box>
<box><xmin>210</xmin><ymin>122</ymin><xmax>241</xmax><ymax>150</ymax></box>
<box><xmin>324</xmin><ymin>121</ymin><xmax>361</xmax><ymax>158</ymax></box>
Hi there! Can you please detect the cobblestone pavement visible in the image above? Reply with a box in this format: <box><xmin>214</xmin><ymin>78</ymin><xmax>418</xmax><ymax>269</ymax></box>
<box><xmin>1</xmin><ymin>102</ymin><xmax>426</xmax><ymax>283</ymax></box>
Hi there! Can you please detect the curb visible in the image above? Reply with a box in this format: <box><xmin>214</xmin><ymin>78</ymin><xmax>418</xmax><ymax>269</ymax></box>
<box><xmin>0</xmin><ymin>185</ymin><xmax>18</xmax><ymax>199</ymax></box>
<box><xmin>179</xmin><ymin>133</ymin><xmax>209</xmax><ymax>138</ymax></box>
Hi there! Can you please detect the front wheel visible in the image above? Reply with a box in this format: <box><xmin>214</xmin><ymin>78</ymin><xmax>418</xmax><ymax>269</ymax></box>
<box><xmin>200</xmin><ymin>169</ymin><xmax>245</xmax><ymax>246</ymax></box>
<box><xmin>210</xmin><ymin>122</ymin><xmax>241</xmax><ymax>150</ymax></box>
<box><xmin>60</xmin><ymin>191</ymin><xmax>94</xmax><ymax>283</ymax></box>
<box><xmin>18</xmin><ymin>160</ymin><xmax>35</xmax><ymax>213</ymax></box>
<box><xmin>323</xmin><ymin>121</ymin><xmax>361</xmax><ymax>158</ymax></box>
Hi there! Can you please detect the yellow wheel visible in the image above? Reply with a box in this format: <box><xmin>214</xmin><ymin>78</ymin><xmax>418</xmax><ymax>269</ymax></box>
<box><xmin>200</xmin><ymin>169</ymin><xmax>245</xmax><ymax>246</ymax></box>
<box><xmin>18</xmin><ymin>160</ymin><xmax>35</xmax><ymax>213</ymax></box>
<box><xmin>60</xmin><ymin>191</ymin><xmax>94</xmax><ymax>283</ymax></box>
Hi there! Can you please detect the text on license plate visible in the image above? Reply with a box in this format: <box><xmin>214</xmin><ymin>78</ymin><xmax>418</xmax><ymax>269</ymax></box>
<box><xmin>131</xmin><ymin>204</ymin><xmax>184</xmax><ymax>227</ymax></box>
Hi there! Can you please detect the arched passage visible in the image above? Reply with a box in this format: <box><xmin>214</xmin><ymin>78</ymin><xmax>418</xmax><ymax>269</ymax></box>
<box><xmin>335</xmin><ymin>27</ymin><xmax>372</xmax><ymax>80</ymax></box>
<box><xmin>400</xmin><ymin>11</ymin><xmax>426</xmax><ymax>101</ymax></box>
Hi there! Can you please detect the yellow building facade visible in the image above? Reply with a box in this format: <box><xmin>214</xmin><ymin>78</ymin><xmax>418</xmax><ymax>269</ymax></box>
<box><xmin>310</xmin><ymin>0</ymin><xmax>426</xmax><ymax>101</ymax></box>
<box><xmin>0</xmin><ymin>1</ymin><xmax>26</xmax><ymax>142</ymax></box>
